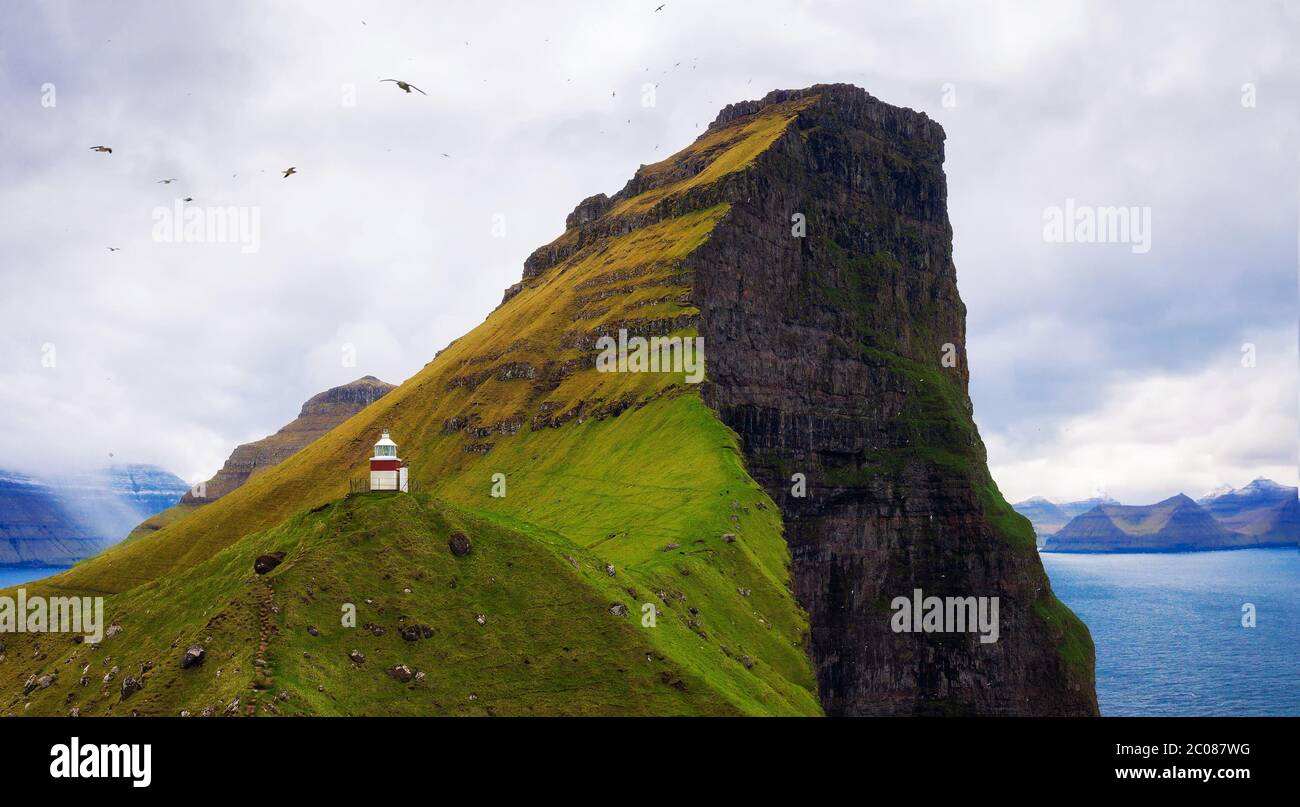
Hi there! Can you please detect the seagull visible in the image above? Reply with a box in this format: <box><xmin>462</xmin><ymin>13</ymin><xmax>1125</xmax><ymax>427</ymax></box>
<box><xmin>157</xmin><ymin>178</ymin><xmax>177</xmax><ymax>184</ymax></box>
<box><xmin>107</xmin><ymin>247</ymin><xmax>120</xmax><ymax>252</ymax></box>
<box><xmin>89</xmin><ymin>145</ymin><xmax>112</xmax><ymax>153</ymax></box>
<box><xmin>282</xmin><ymin>167</ymin><xmax>296</xmax><ymax>178</ymax></box>
<box><xmin>381</xmin><ymin>79</ymin><xmax>426</xmax><ymax>95</ymax></box>
<box><xmin>655</xmin><ymin>3</ymin><xmax>666</xmax><ymax>10</ymax></box>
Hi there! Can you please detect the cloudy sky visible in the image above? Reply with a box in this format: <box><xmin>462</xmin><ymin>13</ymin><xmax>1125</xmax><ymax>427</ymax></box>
<box><xmin>0</xmin><ymin>0</ymin><xmax>1296</xmax><ymax>504</ymax></box>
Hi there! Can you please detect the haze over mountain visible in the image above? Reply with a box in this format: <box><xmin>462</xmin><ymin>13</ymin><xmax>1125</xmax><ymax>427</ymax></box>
<box><xmin>0</xmin><ymin>465</ymin><xmax>187</xmax><ymax>566</ymax></box>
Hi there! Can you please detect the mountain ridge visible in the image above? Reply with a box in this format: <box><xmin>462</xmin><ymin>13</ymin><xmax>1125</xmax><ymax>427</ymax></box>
<box><xmin>1026</xmin><ymin>479</ymin><xmax>1299</xmax><ymax>552</ymax></box>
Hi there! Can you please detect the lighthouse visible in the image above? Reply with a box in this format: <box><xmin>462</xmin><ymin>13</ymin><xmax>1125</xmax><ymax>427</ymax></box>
<box><xmin>369</xmin><ymin>429</ymin><xmax>409</xmax><ymax>492</ymax></box>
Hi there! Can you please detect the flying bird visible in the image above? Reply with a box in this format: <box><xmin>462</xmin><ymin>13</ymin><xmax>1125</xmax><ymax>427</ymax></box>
<box><xmin>381</xmin><ymin>79</ymin><xmax>426</xmax><ymax>95</ymax></box>
<box><xmin>655</xmin><ymin>4</ymin><xmax>666</xmax><ymax>11</ymax></box>
<box><xmin>157</xmin><ymin>178</ymin><xmax>177</xmax><ymax>184</ymax></box>
<box><xmin>282</xmin><ymin>167</ymin><xmax>297</xmax><ymax>178</ymax></box>
<box><xmin>89</xmin><ymin>146</ymin><xmax>112</xmax><ymax>153</ymax></box>
<box><xmin>182</xmin><ymin>196</ymin><xmax>193</xmax><ymax>202</ymax></box>
<box><xmin>107</xmin><ymin>247</ymin><xmax>120</xmax><ymax>252</ymax></box>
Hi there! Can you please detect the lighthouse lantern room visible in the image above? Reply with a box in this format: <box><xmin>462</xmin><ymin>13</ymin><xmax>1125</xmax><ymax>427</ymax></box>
<box><xmin>369</xmin><ymin>429</ymin><xmax>409</xmax><ymax>492</ymax></box>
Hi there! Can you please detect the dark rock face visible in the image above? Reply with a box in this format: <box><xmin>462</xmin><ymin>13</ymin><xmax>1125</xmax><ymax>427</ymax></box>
<box><xmin>680</xmin><ymin>85</ymin><xmax>1097</xmax><ymax>715</ymax></box>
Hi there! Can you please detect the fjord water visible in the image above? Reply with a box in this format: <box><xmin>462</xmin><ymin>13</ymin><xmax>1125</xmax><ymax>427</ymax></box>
<box><xmin>1042</xmin><ymin>548</ymin><xmax>1300</xmax><ymax>716</ymax></box>
<box><xmin>0</xmin><ymin>566</ymin><xmax>69</xmax><ymax>589</ymax></box>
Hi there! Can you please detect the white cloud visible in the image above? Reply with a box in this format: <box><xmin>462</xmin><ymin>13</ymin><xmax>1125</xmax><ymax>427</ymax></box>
<box><xmin>987</xmin><ymin>327</ymin><xmax>1299</xmax><ymax>504</ymax></box>
<box><xmin>0</xmin><ymin>0</ymin><xmax>1294</xmax><ymax>495</ymax></box>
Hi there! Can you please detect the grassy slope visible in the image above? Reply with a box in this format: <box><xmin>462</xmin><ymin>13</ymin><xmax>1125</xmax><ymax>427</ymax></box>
<box><xmin>11</xmin><ymin>489</ymin><xmax>816</xmax><ymax>716</ymax></box>
<box><xmin>2</xmin><ymin>102</ymin><xmax>822</xmax><ymax>715</ymax></box>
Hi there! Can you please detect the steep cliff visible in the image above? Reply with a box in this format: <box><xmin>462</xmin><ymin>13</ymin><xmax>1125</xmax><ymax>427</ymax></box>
<box><xmin>520</xmin><ymin>84</ymin><xmax>1097</xmax><ymax>715</ymax></box>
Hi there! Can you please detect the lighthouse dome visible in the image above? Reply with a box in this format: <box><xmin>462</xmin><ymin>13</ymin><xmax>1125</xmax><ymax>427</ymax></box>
<box><xmin>373</xmin><ymin>429</ymin><xmax>398</xmax><ymax>458</ymax></box>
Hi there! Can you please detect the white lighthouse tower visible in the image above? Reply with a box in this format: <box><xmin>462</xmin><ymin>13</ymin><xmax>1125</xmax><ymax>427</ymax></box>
<box><xmin>369</xmin><ymin>429</ymin><xmax>408</xmax><ymax>492</ymax></box>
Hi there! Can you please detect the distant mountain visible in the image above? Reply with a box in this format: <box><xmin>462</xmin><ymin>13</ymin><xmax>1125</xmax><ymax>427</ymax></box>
<box><xmin>182</xmin><ymin>375</ymin><xmax>395</xmax><ymax>504</ymax></box>
<box><xmin>123</xmin><ymin>376</ymin><xmax>395</xmax><ymax>544</ymax></box>
<box><xmin>1199</xmin><ymin>483</ymin><xmax>1236</xmax><ymax>501</ymax></box>
<box><xmin>1044</xmin><ymin>492</ymin><xmax>1290</xmax><ymax>552</ymax></box>
<box><xmin>1013</xmin><ymin>495</ymin><xmax>1118</xmax><ymax>538</ymax></box>
<box><xmin>0</xmin><ymin>465</ymin><xmax>188</xmax><ymax>566</ymax></box>
<box><xmin>1197</xmin><ymin>478</ymin><xmax>1299</xmax><ymax>546</ymax></box>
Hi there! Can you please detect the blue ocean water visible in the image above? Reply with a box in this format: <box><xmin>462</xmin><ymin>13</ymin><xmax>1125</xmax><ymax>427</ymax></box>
<box><xmin>0</xmin><ymin>566</ymin><xmax>69</xmax><ymax>589</ymax></box>
<box><xmin>1041</xmin><ymin>548</ymin><xmax>1300</xmax><ymax>716</ymax></box>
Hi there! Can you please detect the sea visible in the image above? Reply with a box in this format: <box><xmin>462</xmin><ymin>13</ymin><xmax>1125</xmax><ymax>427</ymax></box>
<box><xmin>0</xmin><ymin>566</ymin><xmax>70</xmax><ymax>589</ymax></box>
<box><xmin>4</xmin><ymin>554</ymin><xmax>1295</xmax><ymax>717</ymax></box>
<box><xmin>1041</xmin><ymin>547</ymin><xmax>1300</xmax><ymax>716</ymax></box>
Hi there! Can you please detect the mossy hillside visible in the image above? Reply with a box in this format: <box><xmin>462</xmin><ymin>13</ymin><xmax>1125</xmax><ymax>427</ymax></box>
<box><xmin>117</xmin><ymin>501</ymin><xmax>202</xmax><ymax>549</ymax></box>
<box><xmin>607</xmin><ymin>96</ymin><xmax>817</xmax><ymax>218</ymax></box>
<box><xmin>437</xmin><ymin>395</ymin><xmax>817</xmax><ymax>704</ymax></box>
<box><xmin>3</xmin><ymin>98</ymin><xmax>824</xmax><ymax>713</ymax></box>
<box><xmin>10</xmin><ymin>492</ymin><xmax>815</xmax><ymax>715</ymax></box>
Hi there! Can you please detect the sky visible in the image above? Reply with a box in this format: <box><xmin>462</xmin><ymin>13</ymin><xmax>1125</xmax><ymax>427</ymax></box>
<box><xmin>0</xmin><ymin>0</ymin><xmax>1296</xmax><ymax>504</ymax></box>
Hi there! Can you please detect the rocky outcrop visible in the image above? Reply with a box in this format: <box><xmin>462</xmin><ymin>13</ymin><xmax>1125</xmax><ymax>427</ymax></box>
<box><xmin>182</xmin><ymin>376</ymin><xmax>394</xmax><ymax>503</ymax></box>
<box><xmin>521</xmin><ymin>84</ymin><xmax>1097</xmax><ymax>715</ymax></box>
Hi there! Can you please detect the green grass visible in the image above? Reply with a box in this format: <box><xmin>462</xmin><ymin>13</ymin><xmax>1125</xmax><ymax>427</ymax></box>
<box><xmin>0</xmin><ymin>99</ymin><xmax>825</xmax><ymax>715</ymax></box>
<box><xmin>5</xmin><ymin>487</ymin><xmax>816</xmax><ymax>716</ymax></box>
